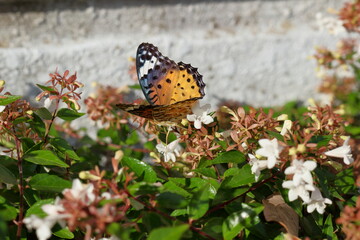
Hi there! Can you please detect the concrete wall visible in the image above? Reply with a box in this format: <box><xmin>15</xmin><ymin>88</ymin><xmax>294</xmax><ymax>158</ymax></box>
<box><xmin>0</xmin><ymin>0</ymin><xmax>347</xmax><ymax>109</ymax></box>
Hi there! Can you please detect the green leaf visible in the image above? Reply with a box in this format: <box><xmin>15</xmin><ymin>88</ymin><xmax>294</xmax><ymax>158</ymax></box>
<box><xmin>35</xmin><ymin>107</ymin><xmax>53</xmax><ymax>120</ymax></box>
<box><xmin>334</xmin><ymin>168</ymin><xmax>355</xmax><ymax>195</ymax></box>
<box><xmin>23</xmin><ymin>188</ymin><xmax>41</xmax><ymax>206</ymax></box>
<box><xmin>24</xmin><ymin>150</ymin><xmax>69</xmax><ymax>167</ymax></box>
<box><xmin>222</xmin><ymin>206</ymin><xmax>258</xmax><ymax>240</ymax></box>
<box><xmin>142</xmin><ymin>212</ymin><xmax>169</xmax><ymax>232</ymax></box>
<box><xmin>21</xmin><ymin>137</ymin><xmax>36</xmax><ymax>153</ymax></box>
<box><xmin>221</xmin><ymin>165</ymin><xmax>255</xmax><ymax>188</ymax></box>
<box><xmin>128</xmin><ymin>84</ymin><xmax>141</xmax><ymax>90</ymax></box>
<box><xmin>267</xmin><ymin>131</ymin><xmax>284</xmax><ymax>142</ymax></box>
<box><xmin>29</xmin><ymin>173</ymin><xmax>72</xmax><ymax>192</ymax></box>
<box><xmin>157</xmin><ymin>192</ymin><xmax>188</xmax><ymax>209</ymax></box>
<box><xmin>188</xmin><ymin>185</ymin><xmax>210</xmax><ymax>220</ymax></box>
<box><xmin>0</xmin><ymin>163</ymin><xmax>17</xmax><ymax>185</ymax></box>
<box><xmin>0</xmin><ymin>204</ymin><xmax>17</xmax><ymax>221</ymax></box>
<box><xmin>199</xmin><ymin>151</ymin><xmax>245</xmax><ymax>168</ymax></box>
<box><xmin>29</xmin><ymin>113</ymin><xmax>46</xmax><ymax>137</ymax></box>
<box><xmin>222</xmin><ymin>211</ymin><xmax>246</xmax><ymax>240</ymax></box>
<box><xmin>170</xmin><ymin>209</ymin><xmax>187</xmax><ymax>217</ymax></box>
<box><xmin>169</xmin><ymin>177</ymin><xmax>208</xmax><ymax>194</ymax></box>
<box><xmin>122</xmin><ymin>156</ymin><xmax>157</xmax><ymax>183</ymax></box>
<box><xmin>56</xmin><ymin>108</ymin><xmax>85</xmax><ymax>121</ymax></box>
<box><xmin>0</xmin><ymin>95</ymin><xmax>21</xmax><ymax>105</ymax></box>
<box><xmin>107</xmin><ymin>223</ymin><xmax>131</xmax><ymax>240</ymax></box>
<box><xmin>125</xmin><ymin>130</ymin><xmax>139</xmax><ymax>145</ymax></box>
<box><xmin>203</xmin><ymin>217</ymin><xmax>224</xmax><ymax>239</ymax></box>
<box><xmin>53</xmin><ymin>226</ymin><xmax>74</xmax><ymax>239</ymax></box>
<box><xmin>0</xmin><ymin>217</ymin><xmax>8</xmax><ymax>240</ymax></box>
<box><xmin>345</xmin><ymin>125</ymin><xmax>360</xmax><ymax>135</ymax></box>
<box><xmin>323</xmin><ymin>214</ymin><xmax>336</xmax><ymax>239</ymax></box>
<box><xmin>301</xmin><ymin>215</ymin><xmax>322</xmax><ymax>238</ymax></box>
<box><xmin>36</xmin><ymin>84</ymin><xmax>57</xmax><ymax>93</ymax></box>
<box><xmin>49</xmin><ymin>138</ymin><xmax>80</xmax><ymax>160</ymax></box>
<box><xmin>193</xmin><ymin>168</ymin><xmax>217</xmax><ymax>179</ymax></box>
<box><xmin>309</xmin><ymin>135</ymin><xmax>332</xmax><ymax>148</ymax></box>
<box><xmin>25</xmin><ymin>199</ymin><xmax>54</xmax><ymax>218</ymax></box>
<box><xmin>163</xmin><ymin>181</ymin><xmax>191</xmax><ymax>198</ymax></box>
<box><xmin>148</xmin><ymin>225</ymin><xmax>188</xmax><ymax>240</ymax></box>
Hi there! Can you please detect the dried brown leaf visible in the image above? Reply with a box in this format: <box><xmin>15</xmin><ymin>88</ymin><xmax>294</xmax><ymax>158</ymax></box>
<box><xmin>263</xmin><ymin>194</ymin><xmax>299</xmax><ymax>236</ymax></box>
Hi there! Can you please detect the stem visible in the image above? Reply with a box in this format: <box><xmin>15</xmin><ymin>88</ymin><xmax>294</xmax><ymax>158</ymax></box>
<box><xmin>43</xmin><ymin>88</ymin><xmax>64</xmax><ymax>145</ymax></box>
<box><xmin>14</xmin><ymin>134</ymin><xmax>24</xmax><ymax>239</ymax></box>
<box><xmin>43</xmin><ymin>107</ymin><xmax>58</xmax><ymax>145</ymax></box>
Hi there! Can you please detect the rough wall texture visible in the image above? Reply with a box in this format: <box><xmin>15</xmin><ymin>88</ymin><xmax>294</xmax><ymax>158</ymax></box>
<box><xmin>0</xmin><ymin>0</ymin><xmax>347</xmax><ymax>109</ymax></box>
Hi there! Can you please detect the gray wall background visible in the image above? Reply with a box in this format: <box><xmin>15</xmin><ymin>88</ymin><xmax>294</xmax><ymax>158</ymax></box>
<box><xmin>0</xmin><ymin>0</ymin><xmax>347</xmax><ymax>109</ymax></box>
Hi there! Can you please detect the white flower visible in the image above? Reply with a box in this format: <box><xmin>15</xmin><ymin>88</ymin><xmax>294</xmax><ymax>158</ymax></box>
<box><xmin>187</xmin><ymin>102</ymin><xmax>213</xmax><ymax>129</ymax></box>
<box><xmin>248</xmin><ymin>154</ymin><xmax>268</xmax><ymax>181</ymax></box>
<box><xmin>353</xmin><ymin>43</ymin><xmax>360</xmax><ymax>60</ymax></box>
<box><xmin>63</xmin><ymin>179</ymin><xmax>95</xmax><ymax>203</ymax></box>
<box><xmin>282</xmin><ymin>180</ymin><xmax>315</xmax><ymax>203</ymax></box>
<box><xmin>316</xmin><ymin>12</ymin><xmax>346</xmax><ymax>35</ymax></box>
<box><xmin>324</xmin><ymin>137</ymin><xmax>353</xmax><ymax>165</ymax></box>
<box><xmin>44</xmin><ymin>98</ymin><xmax>56</xmax><ymax>112</ymax></box>
<box><xmin>284</xmin><ymin>159</ymin><xmax>317</xmax><ymax>186</ymax></box>
<box><xmin>156</xmin><ymin>139</ymin><xmax>181</xmax><ymax>163</ymax></box>
<box><xmin>98</xmin><ymin>236</ymin><xmax>120</xmax><ymax>240</ymax></box>
<box><xmin>255</xmin><ymin>139</ymin><xmax>283</xmax><ymax>169</ymax></box>
<box><xmin>280</xmin><ymin>120</ymin><xmax>292</xmax><ymax>136</ymax></box>
<box><xmin>336</xmin><ymin>65</ymin><xmax>354</xmax><ymax>78</ymax></box>
<box><xmin>24</xmin><ymin>198</ymin><xmax>68</xmax><ymax>240</ymax></box>
<box><xmin>23</xmin><ymin>215</ymin><xmax>53</xmax><ymax>240</ymax></box>
<box><xmin>306</xmin><ymin>187</ymin><xmax>332</xmax><ymax>214</ymax></box>
<box><xmin>0</xmin><ymin>105</ymin><xmax>5</xmax><ymax>113</ymax></box>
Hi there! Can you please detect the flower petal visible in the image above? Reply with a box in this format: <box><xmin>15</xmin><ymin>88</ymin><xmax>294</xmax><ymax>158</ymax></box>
<box><xmin>267</xmin><ymin>156</ymin><xmax>277</xmax><ymax>169</ymax></box>
<box><xmin>343</xmin><ymin>154</ymin><xmax>354</xmax><ymax>165</ymax></box>
<box><xmin>194</xmin><ymin>119</ymin><xmax>202</xmax><ymax>129</ymax></box>
<box><xmin>324</xmin><ymin>146</ymin><xmax>347</xmax><ymax>158</ymax></box>
<box><xmin>303</xmin><ymin>161</ymin><xmax>317</xmax><ymax>171</ymax></box>
<box><xmin>187</xmin><ymin>114</ymin><xmax>197</xmax><ymax>122</ymax></box>
<box><xmin>202</xmin><ymin>115</ymin><xmax>214</xmax><ymax>125</ymax></box>
<box><xmin>307</xmin><ymin>203</ymin><xmax>316</xmax><ymax>213</ymax></box>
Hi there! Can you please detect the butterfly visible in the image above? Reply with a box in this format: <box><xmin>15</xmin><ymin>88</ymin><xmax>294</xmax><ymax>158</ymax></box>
<box><xmin>117</xmin><ymin>43</ymin><xmax>206</xmax><ymax>123</ymax></box>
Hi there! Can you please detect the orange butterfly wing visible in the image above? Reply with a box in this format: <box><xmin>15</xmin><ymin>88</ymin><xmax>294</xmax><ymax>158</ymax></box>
<box><xmin>117</xmin><ymin>43</ymin><xmax>206</xmax><ymax>123</ymax></box>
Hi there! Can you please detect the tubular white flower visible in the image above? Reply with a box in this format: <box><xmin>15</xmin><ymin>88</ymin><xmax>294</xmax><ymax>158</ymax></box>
<box><xmin>306</xmin><ymin>187</ymin><xmax>332</xmax><ymax>214</ymax></box>
<box><xmin>316</xmin><ymin>12</ymin><xmax>346</xmax><ymax>35</ymax></box>
<box><xmin>24</xmin><ymin>197</ymin><xmax>68</xmax><ymax>240</ymax></box>
<box><xmin>280</xmin><ymin>119</ymin><xmax>292</xmax><ymax>136</ymax></box>
<box><xmin>324</xmin><ymin>137</ymin><xmax>353</xmax><ymax>165</ymax></box>
<box><xmin>156</xmin><ymin>139</ymin><xmax>181</xmax><ymax>163</ymax></box>
<box><xmin>248</xmin><ymin>154</ymin><xmax>268</xmax><ymax>181</ymax></box>
<box><xmin>187</xmin><ymin>102</ymin><xmax>213</xmax><ymax>129</ymax></box>
<box><xmin>282</xmin><ymin>180</ymin><xmax>315</xmax><ymax>203</ymax></box>
<box><xmin>44</xmin><ymin>98</ymin><xmax>56</xmax><ymax>112</ymax></box>
<box><xmin>63</xmin><ymin>179</ymin><xmax>95</xmax><ymax>203</ymax></box>
<box><xmin>284</xmin><ymin>159</ymin><xmax>317</xmax><ymax>186</ymax></box>
<box><xmin>255</xmin><ymin>139</ymin><xmax>283</xmax><ymax>169</ymax></box>
<box><xmin>23</xmin><ymin>215</ymin><xmax>53</xmax><ymax>240</ymax></box>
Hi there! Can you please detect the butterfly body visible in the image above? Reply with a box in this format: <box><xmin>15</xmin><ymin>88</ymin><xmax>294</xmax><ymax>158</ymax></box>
<box><xmin>117</xmin><ymin>43</ymin><xmax>205</xmax><ymax>122</ymax></box>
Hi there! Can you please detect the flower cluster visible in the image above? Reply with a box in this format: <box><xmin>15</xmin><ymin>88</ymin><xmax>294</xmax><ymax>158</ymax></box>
<box><xmin>337</xmin><ymin>196</ymin><xmax>360</xmax><ymax>239</ymax></box>
<box><xmin>24</xmin><ymin>175</ymin><xmax>132</xmax><ymax>240</ymax></box>
<box><xmin>36</xmin><ymin>70</ymin><xmax>83</xmax><ymax>111</ymax></box>
<box><xmin>221</xmin><ymin>106</ymin><xmax>280</xmax><ymax>152</ymax></box>
<box><xmin>84</xmin><ymin>84</ymin><xmax>130</xmax><ymax>129</ymax></box>
<box><xmin>282</xmin><ymin>159</ymin><xmax>332</xmax><ymax>214</ymax></box>
<box><xmin>316</xmin><ymin>12</ymin><xmax>346</xmax><ymax>35</ymax></box>
<box><xmin>338</xmin><ymin>0</ymin><xmax>360</xmax><ymax>33</ymax></box>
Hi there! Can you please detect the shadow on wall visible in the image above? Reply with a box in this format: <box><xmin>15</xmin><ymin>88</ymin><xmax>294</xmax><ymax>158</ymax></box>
<box><xmin>0</xmin><ymin>0</ymin><xmax>289</xmax><ymax>13</ymax></box>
